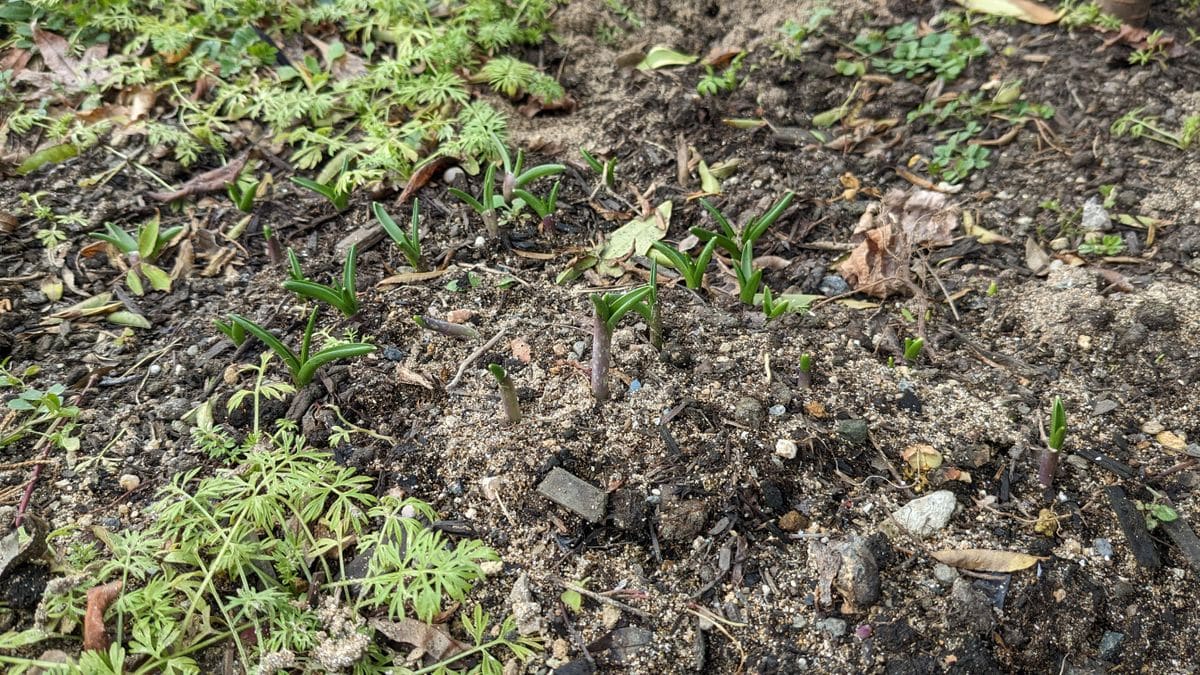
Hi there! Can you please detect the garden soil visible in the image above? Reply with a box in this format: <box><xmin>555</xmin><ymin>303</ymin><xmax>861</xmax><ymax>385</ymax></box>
<box><xmin>3</xmin><ymin>0</ymin><xmax>1200</xmax><ymax>673</ymax></box>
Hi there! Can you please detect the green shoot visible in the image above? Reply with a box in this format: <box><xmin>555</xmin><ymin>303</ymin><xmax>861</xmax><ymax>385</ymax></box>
<box><xmin>282</xmin><ymin>245</ymin><xmax>361</xmax><ymax>317</ymax></box>
<box><xmin>580</xmin><ymin>147</ymin><xmax>617</xmax><ymax>189</ymax></box>
<box><xmin>488</xmin><ymin>364</ymin><xmax>522</xmax><ymax>425</ymax></box>
<box><xmin>1077</xmin><ymin>234</ymin><xmax>1125</xmax><ymax>257</ymax></box>
<box><xmin>651</xmin><ymin>238</ymin><xmax>717</xmax><ymax>290</ymax></box>
<box><xmin>89</xmin><ymin>216</ymin><xmax>183</xmax><ymax>295</ymax></box>
<box><xmin>492</xmin><ymin>135</ymin><xmax>566</xmax><ymax>203</ymax></box>
<box><xmin>646</xmin><ymin>261</ymin><xmax>662</xmax><ymax>351</ymax></box>
<box><xmin>218</xmin><ymin>308</ymin><xmax>375</xmax><ymax>387</ymax></box>
<box><xmin>733</xmin><ymin>242</ymin><xmax>763</xmax><ymax>305</ymax></box>
<box><xmin>1039</xmin><ymin>396</ymin><xmax>1067</xmax><ymax>489</ymax></box>
<box><xmin>372</xmin><ymin>200</ymin><xmax>423</xmax><ymax>270</ymax></box>
<box><xmin>903</xmin><ymin>337</ymin><xmax>925</xmax><ymax>363</ymax></box>
<box><xmin>798</xmin><ymin>353</ymin><xmax>813</xmax><ymax>389</ymax></box>
<box><xmin>693</xmin><ymin>191</ymin><xmax>795</xmax><ymax>255</ymax></box>
<box><xmin>696</xmin><ymin>52</ymin><xmax>745</xmax><ymax>96</ymax></box>
<box><xmin>413</xmin><ymin>315</ymin><xmax>479</xmax><ymax>339</ymax></box>
<box><xmin>589</xmin><ymin>286</ymin><xmax>654</xmax><ymax>401</ymax></box>
<box><xmin>447</xmin><ymin>162</ymin><xmax>499</xmax><ymax>236</ymax></box>
<box><xmin>290</xmin><ymin>170</ymin><xmax>350</xmax><ymax>211</ymax></box>
<box><xmin>512</xmin><ymin>179</ymin><xmax>562</xmax><ymax>229</ymax></box>
<box><xmin>761</xmin><ymin>286</ymin><xmax>790</xmax><ymax>320</ymax></box>
<box><xmin>226</xmin><ymin>173</ymin><xmax>259</xmax><ymax>213</ymax></box>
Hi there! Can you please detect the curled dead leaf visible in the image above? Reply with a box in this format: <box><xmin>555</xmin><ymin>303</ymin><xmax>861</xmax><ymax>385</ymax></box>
<box><xmin>931</xmin><ymin>548</ymin><xmax>1045</xmax><ymax>572</ymax></box>
<box><xmin>82</xmin><ymin>580</ymin><xmax>123</xmax><ymax>651</ymax></box>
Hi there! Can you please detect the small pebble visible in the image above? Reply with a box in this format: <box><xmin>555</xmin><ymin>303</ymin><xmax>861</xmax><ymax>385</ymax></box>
<box><xmin>1094</xmin><ymin>538</ymin><xmax>1113</xmax><ymax>559</ymax></box>
<box><xmin>148</xmin><ymin>364</ymin><xmax>161</xmax><ymax>376</ymax></box>
<box><xmin>775</xmin><ymin>438</ymin><xmax>798</xmax><ymax>460</ymax></box>
<box><xmin>118</xmin><ymin>474</ymin><xmax>140</xmax><ymax>492</ymax></box>
<box><xmin>816</xmin><ymin>617</ymin><xmax>847</xmax><ymax>638</ymax></box>
<box><xmin>819</xmin><ymin>275</ymin><xmax>849</xmax><ymax>296</ymax></box>
<box><xmin>628</xmin><ymin>379</ymin><xmax>642</xmax><ymax>393</ymax></box>
<box><xmin>768</xmin><ymin>404</ymin><xmax>787</xmax><ymax>417</ymax></box>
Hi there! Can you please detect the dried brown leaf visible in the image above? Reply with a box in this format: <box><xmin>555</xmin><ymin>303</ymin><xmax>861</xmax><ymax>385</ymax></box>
<box><xmin>82</xmin><ymin>580</ymin><xmax>122</xmax><ymax>651</ymax></box>
<box><xmin>395</xmin><ymin>365</ymin><xmax>434</xmax><ymax>389</ymax></box>
<box><xmin>931</xmin><ymin>548</ymin><xmax>1045</xmax><ymax>572</ymax></box>
<box><xmin>148</xmin><ymin>154</ymin><xmax>248</xmax><ymax>202</ymax></box>
<box><xmin>370</xmin><ymin>617</ymin><xmax>469</xmax><ymax>662</ymax></box>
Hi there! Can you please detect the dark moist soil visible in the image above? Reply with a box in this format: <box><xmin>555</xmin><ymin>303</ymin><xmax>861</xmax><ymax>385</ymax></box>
<box><xmin>4</xmin><ymin>1</ymin><xmax>1200</xmax><ymax>673</ymax></box>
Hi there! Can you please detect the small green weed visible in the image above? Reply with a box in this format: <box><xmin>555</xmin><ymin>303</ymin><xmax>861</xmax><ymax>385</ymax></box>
<box><xmin>17</xmin><ymin>191</ymin><xmax>87</xmax><ymax>250</ymax></box>
<box><xmin>291</xmin><ymin>171</ymin><xmax>351</xmax><ymax>211</ymax></box>
<box><xmin>1077</xmin><ymin>234</ymin><xmax>1125</xmax><ymax>256</ymax></box>
<box><xmin>373</xmin><ymin>200</ymin><xmax>424</xmax><ymax>271</ymax></box>
<box><xmin>225</xmin><ymin>172</ymin><xmax>260</xmax><ymax>213</ymax></box>
<box><xmin>215</xmin><ymin>308</ymin><xmax>375</xmax><ymax>387</ymax></box>
<box><xmin>850</xmin><ymin>21</ymin><xmax>987</xmax><ymax>82</ymax></box>
<box><xmin>775</xmin><ymin>8</ymin><xmax>835</xmax><ymax>60</ymax></box>
<box><xmin>90</xmin><ymin>216</ymin><xmax>183</xmax><ymax>295</ymax></box>
<box><xmin>697</xmin><ymin>53</ymin><xmax>745</xmax><ymax>97</ymax></box>
<box><xmin>0</xmin><ymin>362</ymin><xmax>81</xmax><ymax>453</ymax></box>
<box><xmin>928</xmin><ymin>124</ymin><xmax>991</xmax><ymax>184</ymax></box>
<box><xmin>1111</xmin><ymin>108</ymin><xmax>1200</xmax><ymax>150</ymax></box>
<box><xmin>580</xmin><ymin>147</ymin><xmax>618</xmax><ymax>190</ymax></box>
<box><xmin>589</xmin><ymin>285</ymin><xmax>654</xmax><ymax>401</ymax></box>
<box><xmin>284</xmin><ymin>245</ymin><xmax>361</xmax><ymax>317</ymax></box>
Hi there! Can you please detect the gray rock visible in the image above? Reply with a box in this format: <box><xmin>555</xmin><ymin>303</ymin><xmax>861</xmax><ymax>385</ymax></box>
<box><xmin>1135</xmin><ymin>300</ymin><xmax>1178</xmax><ymax>331</ymax></box>
<box><xmin>890</xmin><ymin>490</ymin><xmax>957</xmax><ymax>538</ymax></box>
<box><xmin>933</xmin><ymin>563</ymin><xmax>958</xmax><ymax>587</ymax></box>
<box><xmin>607</xmin><ymin>626</ymin><xmax>654</xmax><ymax>664</ymax></box>
<box><xmin>816</xmin><ymin>617</ymin><xmax>847</xmax><ymax>638</ymax></box>
<box><xmin>1092</xmin><ymin>399</ymin><xmax>1118</xmax><ymax>415</ymax></box>
<box><xmin>837</xmin><ymin>419</ymin><xmax>869</xmax><ymax>446</ymax></box>
<box><xmin>820</xmin><ymin>275</ymin><xmax>850</xmax><ymax>296</ymax></box>
<box><xmin>509</xmin><ymin>573</ymin><xmax>543</xmax><ymax>636</ymax></box>
<box><xmin>1098</xmin><ymin>630</ymin><xmax>1124</xmax><ymax>660</ymax></box>
<box><xmin>733</xmin><ymin>396</ymin><xmax>765</xmax><ymax>426</ymax></box>
<box><xmin>537</xmin><ymin>467</ymin><xmax>607</xmax><ymax>523</ymax></box>
<box><xmin>808</xmin><ymin>535</ymin><xmax>880</xmax><ymax>613</ymax></box>
<box><xmin>949</xmin><ymin>578</ymin><xmax>995</xmax><ymax>635</ymax></box>
<box><xmin>1081</xmin><ymin>196</ymin><xmax>1111</xmax><ymax>232</ymax></box>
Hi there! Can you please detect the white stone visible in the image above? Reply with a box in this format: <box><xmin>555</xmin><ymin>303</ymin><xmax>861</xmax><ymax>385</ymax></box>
<box><xmin>775</xmin><ymin>438</ymin><xmax>798</xmax><ymax>460</ymax></box>
<box><xmin>890</xmin><ymin>490</ymin><xmax>957</xmax><ymax>538</ymax></box>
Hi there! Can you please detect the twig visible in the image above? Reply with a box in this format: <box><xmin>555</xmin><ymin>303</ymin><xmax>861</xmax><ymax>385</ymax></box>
<box><xmin>548</xmin><ymin>576</ymin><xmax>651</xmax><ymax>619</ymax></box>
<box><xmin>445</xmin><ymin>328</ymin><xmax>508</xmax><ymax>390</ymax></box>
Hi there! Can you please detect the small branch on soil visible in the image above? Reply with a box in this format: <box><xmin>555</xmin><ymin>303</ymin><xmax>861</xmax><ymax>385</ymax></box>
<box><xmin>446</xmin><ymin>328</ymin><xmax>508</xmax><ymax>391</ymax></box>
<box><xmin>548</xmin><ymin>576</ymin><xmax>651</xmax><ymax>619</ymax></box>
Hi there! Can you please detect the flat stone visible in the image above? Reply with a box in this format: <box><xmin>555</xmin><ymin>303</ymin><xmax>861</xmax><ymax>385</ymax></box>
<box><xmin>949</xmin><ymin>578</ymin><xmax>995</xmax><ymax>635</ymax></box>
<box><xmin>816</xmin><ymin>617</ymin><xmax>847</xmax><ymax>638</ymax></box>
<box><xmin>607</xmin><ymin>626</ymin><xmax>654</xmax><ymax>664</ymax></box>
<box><xmin>537</xmin><ymin>467</ymin><xmax>607</xmax><ymax>524</ymax></box>
<box><xmin>733</xmin><ymin>396</ymin><xmax>765</xmax><ymax>426</ymax></box>
<box><xmin>890</xmin><ymin>490</ymin><xmax>957</xmax><ymax>538</ymax></box>
<box><xmin>658</xmin><ymin>495</ymin><xmax>709</xmax><ymax>542</ymax></box>
<box><xmin>1098</xmin><ymin>630</ymin><xmax>1124</xmax><ymax>661</ymax></box>
<box><xmin>837</xmin><ymin>419</ymin><xmax>869</xmax><ymax>446</ymax></box>
<box><xmin>775</xmin><ymin>438</ymin><xmax>798</xmax><ymax>459</ymax></box>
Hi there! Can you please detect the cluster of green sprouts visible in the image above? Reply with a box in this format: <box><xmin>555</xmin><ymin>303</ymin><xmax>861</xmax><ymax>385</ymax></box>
<box><xmin>448</xmin><ymin>137</ymin><xmax>565</xmax><ymax>236</ymax></box>
<box><xmin>89</xmin><ymin>216</ymin><xmax>183</xmax><ymax>296</ymax></box>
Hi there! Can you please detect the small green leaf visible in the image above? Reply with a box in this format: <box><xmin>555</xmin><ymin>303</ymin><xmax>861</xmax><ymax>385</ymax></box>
<box><xmin>561</xmin><ymin>589</ymin><xmax>582</xmax><ymax>613</ymax></box>
<box><xmin>107</xmin><ymin>311</ymin><xmax>152</xmax><ymax>329</ymax></box>
<box><xmin>141</xmin><ymin>264</ymin><xmax>172</xmax><ymax>292</ymax></box>
<box><xmin>125</xmin><ymin>269</ymin><xmax>144</xmax><ymax>296</ymax></box>
<box><xmin>637</xmin><ymin>45</ymin><xmax>698</xmax><ymax>70</ymax></box>
<box><xmin>16</xmin><ymin>143</ymin><xmax>78</xmax><ymax>175</ymax></box>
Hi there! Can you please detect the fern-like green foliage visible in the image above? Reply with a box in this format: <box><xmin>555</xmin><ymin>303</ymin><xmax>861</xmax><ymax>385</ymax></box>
<box><xmin>3</xmin><ymin>424</ymin><xmax>539</xmax><ymax>673</ymax></box>
<box><xmin>0</xmin><ymin>0</ymin><xmax>564</xmax><ymax>189</ymax></box>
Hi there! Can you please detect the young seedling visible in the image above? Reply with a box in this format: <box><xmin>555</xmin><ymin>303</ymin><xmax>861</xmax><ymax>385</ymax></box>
<box><xmin>694</xmin><ymin>190</ymin><xmax>795</xmax><ymax>254</ymax></box>
<box><xmin>262</xmin><ymin>224</ymin><xmax>283</xmax><ymax>266</ymax></box>
<box><xmin>487</xmin><ymin>364</ymin><xmax>521</xmax><ymax>425</ymax></box>
<box><xmin>589</xmin><ymin>285</ymin><xmax>653</xmax><ymax>401</ymax></box>
<box><xmin>512</xmin><ymin>179</ymin><xmax>562</xmax><ymax>230</ymax></box>
<box><xmin>492</xmin><ymin>134</ymin><xmax>566</xmax><ymax>204</ymax></box>
<box><xmin>761</xmin><ymin>285</ymin><xmax>791</xmax><ymax>320</ymax></box>
<box><xmin>226</xmin><ymin>173</ymin><xmax>260</xmax><ymax>213</ymax></box>
<box><xmin>215</xmin><ymin>308</ymin><xmax>375</xmax><ymax>387</ymax></box>
<box><xmin>646</xmin><ymin>261</ymin><xmax>663</xmax><ymax>351</ymax></box>
<box><xmin>1039</xmin><ymin>396</ymin><xmax>1066</xmax><ymax>489</ymax></box>
<box><xmin>903</xmin><ymin>337</ymin><xmax>925</xmax><ymax>363</ymax></box>
<box><xmin>89</xmin><ymin>217</ymin><xmax>184</xmax><ymax>295</ymax></box>
<box><xmin>579</xmin><ymin>147</ymin><xmax>617</xmax><ymax>190</ymax></box>
<box><xmin>290</xmin><ymin>171</ymin><xmax>350</xmax><ymax>211</ymax></box>
<box><xmin>798</xmin><ymin>353</ymin><xmax>813</xmax><ymax>389</ymax></box>
<box><xmin>413</xmin><ymin>315</ymin><xmax>479</xmax><ymax>339</ymax></box>
<box><xmin>447</xmin><ymin>162</ymin><xmax>500</xmax><ymax>236</ymax></box>
<box><xmin>283</xmin><ymin>245</ymin><xmax>361</xmax><ymax>317</ymax></box>
<box><xmin>733</xmin><ymin>242</ymin><xmax>763</xmax><ymax>305</ymax></box>
<box><xmin>372</xmin><ymin>199</ymin><xmax>423</xmax><ymax>270</ymax></box>
<box><xmin>651</xmin><ymin>238</ymin><xmax>717</xmax><ymax>290</ymax></box>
